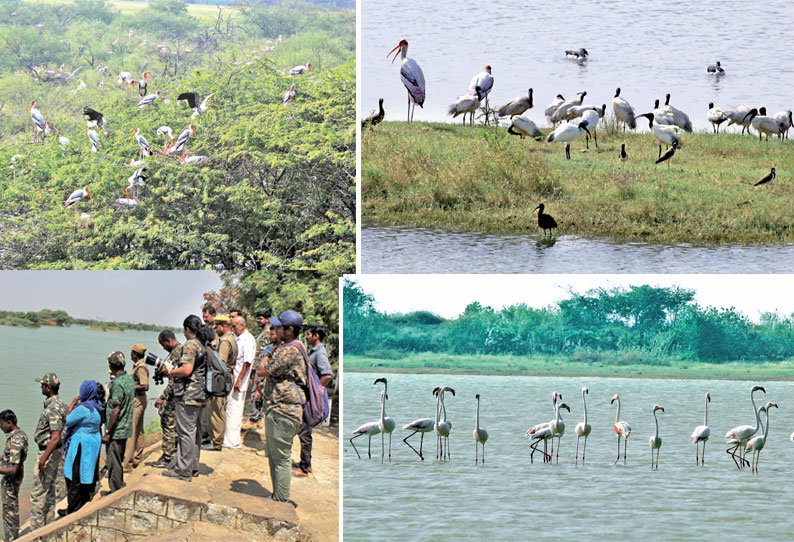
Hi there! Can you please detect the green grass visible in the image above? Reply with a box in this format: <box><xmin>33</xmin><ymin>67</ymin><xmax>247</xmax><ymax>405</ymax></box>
<box><xmin>28</xmin><ymin>0</ymin><xmax>235</xmax><ymax>21</ymax></box>
<box><xmin>362</xmin><ymin>120</ymin><xmax>794</xmax><ymax>244</ymax></box>
<box><xmin>344</xmin><ymin>353</ymin><xmax>794</xmax><ymax>381</ymax></box>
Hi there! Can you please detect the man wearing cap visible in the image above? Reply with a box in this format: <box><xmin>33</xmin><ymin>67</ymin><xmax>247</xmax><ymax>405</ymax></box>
<box><xmin>123</xmin><ymin>345</ymin><xmax>149</xmax><ymax>472</ymax></box>
<box><xmin>256</xmin><ymin>310</ymin><xmax>307</xmax><ymax>503</ymax></box>
<box><xmin>0</xmin><ymin>409</ymin><xmax>27</xmax><ymax>542</ymax></box>
<box><xmin>247</xmin><ymin>309</ymin><xmax>271</xmax><ymax>420</ymax></box>
<box><xmin>205</xmin><ymin>315</ymin><xmax>237</xmax><ymax>451</ymax></box>
<box><xmin>30</xmin><ymin>373</ymin><xmax>67</xmax><ymax>529</ymax></box>
<box><xmin>103</xmin><ymin>352</ymin><xmax>135</xmax><ymax>493</ymax></box>
<box><xmin>223</xmin><ymin>315</ymin><xmax>255</xmax><ymax>449</ymax></box>
<box><xmin>152</xmin><ymin>330</ymin><xmax>180</xmax><ymax>468</ymax></box>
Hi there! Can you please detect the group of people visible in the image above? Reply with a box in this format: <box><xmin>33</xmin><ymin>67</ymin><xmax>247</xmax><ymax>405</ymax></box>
<box><xmin>0</xmin><ymin>306</ymin><xmax>334</xmax><ymax>542</ymax></box>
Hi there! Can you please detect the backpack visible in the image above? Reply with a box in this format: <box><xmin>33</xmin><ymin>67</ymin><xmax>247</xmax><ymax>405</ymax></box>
<box><xmin>288</xmin><ymin>341</ymin><xmax>330</xmax><ymax>427</ymax></box>
<box><xmin>204</xmin><ymin>344</ymin><xmax>233</xmax><ymax>397</ymax></box>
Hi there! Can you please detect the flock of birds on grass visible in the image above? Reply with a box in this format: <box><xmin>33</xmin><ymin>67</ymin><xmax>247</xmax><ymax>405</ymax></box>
<box><xmin>360</xmin><ymin>40</ymin><xmax>788</xmax><ymax>237</ymax></box>
<box><xmin>20</xmin><ymin>55</ymin><xmax>315</xmax><ymax>224</ymax></box>
<box><xmin>351</xmin><ymin>379</ymin><xmax>790</xmax><ymax>473</ymax></box>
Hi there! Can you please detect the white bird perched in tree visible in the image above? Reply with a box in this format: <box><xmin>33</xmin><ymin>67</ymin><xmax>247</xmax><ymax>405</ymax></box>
<box><xmin>137</xmin><ymin>90</ymin><xmax>163</xmax><ymax>112</ymax></box>
<box><xmin>434</xmin><ymin>386</ymin><xmax>454</xmax><ymax>462</ymax></box>
<box><xmin>282</xmin><ymin>84</ymin><xmax>296</xmax><ymax>106</ymax></box>
<box><xmin>131</xmin><ymin>127</ymin><xmax>150</xmax><ymax>157</ymax></box>
<box><xmin>634</xmin><ymin>113</ymin><xmax>682</xmax><ymax>158</ymax></box>
<box><xmin>612</xmin><ymin>87</ymin><xmax>636</xmax><ymax>130</ymax></box>
<box><xmin>648</xmin><ymin>405</ymin><xmax>664</xmax><ymax>470</ymax></box>
<box><xmin>65</xmin><ymin>187</ymin><xmax>92</xmax><ymax>209</ymax></box>
<box><xmin>611</xmin><ymin>394</ymin><xmax>631</xmax><ymax>464</ymax></box>
<box><xmin>448</xmin><ymin>85</ymin><xmax>483</xmax><ymax>125</ymax></box>
<box><xmin>156</xmin><ymin>125</ymin><xmax>174</xmax><ymax>146</ymax></box>
<box><xmin>725</xmin><ymin>385</ymin><xmax>765</xmax><ymax>469</ymax></box>
<box><xmin>127</xmin><ymin>167</ymin><xmax>146</xmax><ymax>200</ymax></box>
<box><xmin>745</xmin><ymin>402</ymin><xmax>777</xmax><ymax>474</ymax></box>
<box><xmin>83</xmin><ymin>107</ymin><xmax>107</xmax><ymax>130</ymax></box>
<box><xmin>546</xmin><ymin>120</ymin><xmax>591</xmax><ymax>159</ymax></box>
<box><xmin>773</xmin><ymin>109</ymin><xmax>793</xmax><ymax>139</ymax></box>
<box><xmin>574</xmin><ymin>387</ymin><xmax>591</xmax><ymax>466</ymax></box>
<box><xmin>468</xmin><ymin>65</ymin><xmax>494</xmax><ymax>110</ymax></box>
<box><xmin>168</xmin><ymin>124</ymin><xmax>197</xmax><ymax>156</ymax></box>
<box><xmin>545</xmin><ymin>94</ymin><xmax>565</xmax><ymax>122</ymax></box>
<box><xmin>28</xmin><ymin>100</ymin><xmax>50</xmax><ymax>143</ymax></box>
<box><xmin>507</xmin><ymin>115</ymin><xmax>542</xmax><ymax>139</ymax></box>
<box><xmin>178</xmin><ymin>155</ymin><xmax>210</xmax><ymax>165</ymax></box>
<box><xmin>497</xmin><ymin>88</ymin><xmax>533</xmax><ymax>118</ymax></box>
<box><xmin>58</xmin><ymin>135</ymin><xmax>69</xmax><ymax>147</ymax></box>
<box><xmin>117</xmin><ymin>71</ymin><xmax>135</xmax><ymax>87</ymax></box>
<box><xmin>136</xmin><ymin>71</ymin><xmax>152</xmax><ymax>97</ymax></box>
<box><xmin>387</xmin><ymin>39</ymin><xmax>425</xmax><ymax>122</ymax></box>
<box><xmin>115</xmin><ymin>198</ymin><xmax>140</xmax><ymax>209</ymax></box>
<box><xmin>288</xmin><ymin>62</ymin><xmax>314</xmax><ymax>75</ymax></box>
<box><xmin>373</xmin><ymin>378</ymin><xmax>396</xmax><ymax>463</ymax></box>
<box><xmin>128</xmin><ymin>158</ymin><xmax>146</xmax><ymax>167</ymax></box>
<box><xmin>473</xmin><ymin>393</ymin><xmax>488</xmax><ymax>465</ymax></box>
<box><xmin>550</xmin><ymin>91</ymin><xmax>587</xmax><ymax>123</ymax></box>
<box><xmin>690</xmin><ymin>392</ymin><xmax>711</xmax><ymax>466</ymax></box>
<box><xmin>707</xmin><ymin>103</ymin><xmax>728</xmax><ymax>133</ymax></box>
<box><xmin>86</xmin><ymin>129</ymin><xmax>100</xmax><ymax>152</ymax></box>
<box><xmin>177</xmin><ymin>91</ymin><xmax>216</xmax><ymax>117</ymax></box>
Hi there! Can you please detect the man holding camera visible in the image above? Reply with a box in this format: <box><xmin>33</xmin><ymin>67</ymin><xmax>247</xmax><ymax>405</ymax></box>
<box><xmin>104</xmin><ymin>352</ymin><xmax>134</xmax><ymax>494</ymax></box>
<box><xmin>123</xmin><ymin>345</ymin><xmax>149</xmax><ymax>472</ymax></box>
<box><xmin>205</xmin><ymin>315</ymin><xmax>237</xmax><ymax>451</ymax></box>
<box><xmin>152</xmin><ymin>331</ymin><xmax>180</xmax><ymax>468</ymax></box>
<box><xmin>30</xmin><ymin>373</ymin><xmax>67</xmax><ymax>529</ymax></box>
<box><xmin>257</xmin><ymin>310</ymin><xmax>307</xmax><ymax>503</ymax></box>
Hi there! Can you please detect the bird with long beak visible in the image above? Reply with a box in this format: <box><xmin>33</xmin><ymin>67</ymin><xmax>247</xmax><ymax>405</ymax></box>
<box><xmin>29</xmin><ymin>100</ymin><xmax>49</xmax><ymax>143</ymax></box>
<box><xmin>170</xmin><ymin>124</ymin><xmax>197</xmax><ymax>156</ymax></box>
<box><xmin>132</xmin><ymin>127</ymin><xmax>151</xmax><ymax>157</ymax></box>
<box><xmin>288</xmin><ymin>62</ymin><xmax>314</xmax><ymax>76</ymax></box>
<box><xmin>65</xmin><ymin>187</ymin><xmax>92</xmax><ymax>210</ymax></box>
<box><xmin>137</xmin><ymin>90</ymin><xmax>163</xmax><ymax>112</ymax></box>
<box><xmin>283</xmin><ymin>84</ymin><xmax>296</xmax><ymax>106</ymax></box>
<box><xmin>136</xmin><ymin>71</ymin><xmax>152</xmax><ymax>97</ymax></box>
<box><xmin>388</xmin><ymin>39</ymin><xmax>425</xmax><ymax>122</ymax></box>
<box><xmin>546</xmin><ymin>120</ymin><xmax>591</xmax><ymax>159</ymax></box>
<box><xmin>87</xmin><ymin>128</ymin><xmax>100</xmax><ymax>152</ymax></box>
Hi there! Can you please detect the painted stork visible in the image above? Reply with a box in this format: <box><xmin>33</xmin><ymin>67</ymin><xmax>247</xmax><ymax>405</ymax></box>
<box><xmin>136</xmin><ymin>71</ymin><xmax>152</xmax><ymax>97</ymax></box>
<box><xmin>282</xmin><ymin>84</ymin><xmax>296</xmax><ymax>107</ymax></box>
<box><xmin>137</xmin><ymin>90</ymin><xmax>163</xmax><ymax>112</ymax></box>
<box><xmin>177</xmin><ymin>91</ymin><xmax>216</xmax><ymax>116</ymax></box>
<box><xmin>29</xmin><ymin>100</ymin><xmax>50</xmax><ymax>143</ymax></box>
<box><xmin>87</xmin><ymin>129</ymin><xmax>100</xmax><ymax>152</ymax></box>
<box><xmin>83</xmin><ymin>107</ymin><xmax>107</xmax><ymax>130</ymax></box>
<box><xmin>168</xmin><ymin>124</ymin><xmax>197</xmax><ymax>156</ymax></box>
<box><xmin>132</xmin><ymin>127</ymin><xmax>151</xmax><ymax>157</ymax></box>
<box><xmin>127</xmin><ymin>167</ymin><xmax>146</xmax><ymax>199</ymax></box>
<box><xmin>288</xmin><ymin>62</ymin><xmax>314</xmax><ymax>75</ymax></box>
<box><xmin>65</xmin><ymin>187</ymin><xmax>92</xmax><ymax>209</ymax></box>
<box><xmin>387</xmin><ymin>39</ymin><xmax>425</xmax><ymax>122</ymax></box>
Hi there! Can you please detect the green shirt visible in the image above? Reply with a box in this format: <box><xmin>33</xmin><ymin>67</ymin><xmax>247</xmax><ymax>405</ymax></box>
<box><xmin>34</xmin><ymin>395</ymin><xmax>67</xmax><ymax>448</ymax></box>
<box><xmin>263</xmin><ymin>342</ymin><xmax>307</xmax><ymax>422</ymax></box>
<box><xmin>107</xmin><ymin>373</ymin><xmax>135</xmax><ymax>440</ymax></box>
<box><xmin>2</xmin><ymin>428</ymin><xmax>27</xmax><ymax>484</ymax></box>
<box><xmin>173</xmin><ymin>338</ymin><xmax>207</xmax><ymax>406</ymax></box>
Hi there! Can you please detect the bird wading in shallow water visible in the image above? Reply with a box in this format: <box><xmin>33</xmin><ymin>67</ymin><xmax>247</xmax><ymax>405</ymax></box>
<box><xmin>373</xmin><ymin>378</ymin><xmax>396</xmax><ymax>463</ymax></box>
<box><xmin>473</xmin><ymin>394</ymin><xmax>488</xmax><ymax>465</ymax></box>
<box><xmin>533</xmin><ymin>203</ymin><xmax>557</xmax><ymax>237</ymax></box>
<box><xmin>575</xmin><ymin>387</ymin><xmax>591</xmax><ymax>466</ymax></box>
<box><xmin>725</xmin><ymin>385</ymin><xmax>765</xmax><ymax>469</ymax></box>
<box><xmin>611</xmin><ymin>394</ymin><xmax>631</xmax><ymax>464</ymax></box>
<box><xmin>691</xmin><ymin>393</ymin><xmax>711</xmax><ymax>466</ymax></box>
<box><xmin>745</xmin><ymin>403</ymin><xmax>777</xmax><ymax>474</ymax></box>
<box><xmin>648</xmin><ymin>405</ymin><xmax>664</xmax><ymax>470</ymax></box>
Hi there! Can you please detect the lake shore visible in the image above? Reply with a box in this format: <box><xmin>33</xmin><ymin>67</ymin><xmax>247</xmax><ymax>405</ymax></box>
<box><xmin>344</xmin><ymin>354</ymin><xmax>794</xmax><ymax>381</ymax></box>
<box><xmin>362</xmin><ymin>121</ymin><xmax>794</xmax><ymax>245</ymax></box>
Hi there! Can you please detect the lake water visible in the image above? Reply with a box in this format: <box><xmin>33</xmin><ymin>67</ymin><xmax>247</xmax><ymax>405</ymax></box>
<box><xmin>344</xmin><ymin>372</ymin><xmax>794</xmax><ymax>541</ymax></box>
<box><xmin>361</xmin><ymin>0</ymin><xmax>794</xmax><ymax>129</ymax></box>
<box><xmin>0</xmin><ymin>325</ymin><xmax>167</xmax><ymax>494</ymax></box>
<box><xmin>361</xmin><ymin>224</ymin><xmax>794</xmax><ymax>273</ymax></box>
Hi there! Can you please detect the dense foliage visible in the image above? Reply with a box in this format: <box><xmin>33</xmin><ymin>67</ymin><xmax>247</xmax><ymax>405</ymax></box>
<box><xmin>0</xmin><ymin>0</ymin><xmax>354</xmax><ymax>270</ymax></box>
<box><xmin>344</xmin><ymin>281</ymin><xmax>794</xmax><ymax>364</ymax></box>
<box><xmin>0</xmin><ymin>308</ymin><xmax>169</xmax><ymax>330</ymax></box>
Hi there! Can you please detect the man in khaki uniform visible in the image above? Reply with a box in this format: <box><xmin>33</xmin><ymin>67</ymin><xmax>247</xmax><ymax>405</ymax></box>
<box><xmin>204</xmin><ymin>315</ymin><xmax>237</xmax><ymax>450</ymax></box>
<box><xmin>200</xmin><ymin>305</ymin><xmax>219</xmax><ymax>446</ymax></box>
<box><xmin>0</xmin><ymin>410</ymin><xmax>27</xmax><ymax>542</ymax></box>
<box><xmin>30</xmin><ymin>373</ymin><xmax>67</xmax><ymax>529</ymax></box>
<box><xmin>123</xmin><ymin>345</ymin><xmax>149</xmax><ymax>471</ymax></box>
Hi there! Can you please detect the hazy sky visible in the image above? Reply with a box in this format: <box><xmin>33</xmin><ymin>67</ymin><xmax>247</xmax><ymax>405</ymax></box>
<box><xmin>0</xmin><ymin>271</ymin><xmax>223</xmax><ymax>326</ymax></box>
<box><xmin>350</xmin><ymin>275</ymin><xmax>794</xmax><ymax>322</ymax></box>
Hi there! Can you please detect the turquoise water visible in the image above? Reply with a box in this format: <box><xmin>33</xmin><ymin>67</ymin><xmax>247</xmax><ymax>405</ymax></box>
<box><xmin>344</xmin><ymin>372</ymin><xmax>794</xmax><ymax>541</ymax></box>
<box><xmin>0</xmin><ymin>325</ymin><xmax>168</xmax><ymax>493</ymax></box>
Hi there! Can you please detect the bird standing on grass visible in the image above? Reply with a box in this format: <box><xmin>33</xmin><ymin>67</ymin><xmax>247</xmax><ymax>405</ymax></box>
<box><xmin>612</xmin><ymin>88</ymin><xmax>636</xmax><ymax>130</ymax></box>
<box><xmin>655</xmin><ymin>144</ymin><xmax>678</xmax><ymax>168</ymax></box>
<box><xmin>546</xmin><ymin>120</ymin><xmax>591</xmax><ymax>159</ymax></box>
<box><xmin>388</xmin><ymin>39</ymin><xmax>425</xmax><ymax>122</ymax></box>
<box><xmin>508</xmin><ymin>115</ymin><xmax>542</xmax><ymax>139</ymax></box>
<box><xmin>362</xmin><ymin>98</ymin><xmax>385</xmax><ymax>129</ymax></box>
<box><xmin>497</xmin><ymin>88</ymin><xmax>533</xmax><ymax>118</ymax></box>
<box><xmin>753</xmin><ymin>167</ymin><xmax>775</xmax><ymax>187</ymax></box>
<box><xmin>619</xmin><ymin>143</ymin><xmax>628</xmax><ymax>161</ymax></box>
<box><xmin>533</xmin><ymin>203</ymin><xmax>557</xmax><ymax>237</ymax></box>
<box><xmin>707</xmin><ymin>103</ymin><xmax>728</xmax><ymax>133</ymax></box>
<box><xmin>468</xmin><ymin>65</ymin><xmax>494</xmax><ymax>111</ymax></box>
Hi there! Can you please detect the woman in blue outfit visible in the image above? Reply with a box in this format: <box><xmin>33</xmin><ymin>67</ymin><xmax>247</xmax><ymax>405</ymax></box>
<box><xmin>62</xmin><ymin>381</ymin><xmax>103</xmax><ymax>515</ymax></box>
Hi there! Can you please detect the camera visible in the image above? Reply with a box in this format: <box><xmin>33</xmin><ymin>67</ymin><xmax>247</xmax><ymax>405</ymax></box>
<box><xmin>144</xmin><ymin>352</ymin><xmax>172</xmax><ymax>385</ymax></box>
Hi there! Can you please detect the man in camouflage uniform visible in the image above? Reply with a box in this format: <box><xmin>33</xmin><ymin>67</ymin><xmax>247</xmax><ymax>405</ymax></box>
<box><xmin>104</xmin><ymin>352</ymin><xmax>135</xmax><ymax>493</ymax></box>
<box><xmin>30</xmin><ymin>373</ymin><xmax>67</xmax><ymax>530</ymax></box>
<box><xmin>246</xmin><ymin>309</ymin><xmax>271</xmax><ymax>421</ymax></box>
<box><xmin>123</xmin><ymin>345</ymin><xmax>149</xmax><ymax>471</ymax></box>
<box><xmin>200</xmin><ymin>306</ymin><xmax>219</xmax><ymax>445</ymax></box>
<box><xmin>153</xmin><ymin>330</ymin><xmax>181</xmax><ymax>468</ymax></box>
<box><xmin>0</xmin><ymin>410</ymin><xmax>27</xmax><ymax>542</ymax></box>
<box><xmin>257</xmin><ymin>310</ymin><xmax>307</xmax><ymax>503</ymax></box>
<box><xmin>205</xmin><ymin>315</ymin><xmax>237</xmax><ymax>451</ymax></box>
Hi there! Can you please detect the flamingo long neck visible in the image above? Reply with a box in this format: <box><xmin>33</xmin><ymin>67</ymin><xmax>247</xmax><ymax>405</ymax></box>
<box><xmin>704</xmin><ymin>395</ymin><xmax>708</xmax><ymax>426</ymax></box>
<box><xmin>555</xmin><ymin>401</ymin><xmax>562</xmax><ymax>425</ymax></box>
<box><xmin>653</xmin><ymin>411</ymin><xmax>659</xmax><ymax>440</ymax></box>
<box><xmin>435</xmin><ymin>391</ymin><xmax>442</xmax><ymax>425</ymax></box>
<box><xmin>475</xmin><ymin>397</ymin><xmax>480</xmax><ymax>431</ymax></box>
<box><xmin>582</xmin><ymin>391</ymin><xmax>588</xmax><ymax>426</ymax></box>
<box><xmin>614</xmin><ymin>397</ymin><xmax>621</xmax><ymax>424</ymax></box>
<box><xmin>380</xmin><ymin>391</ymin><xmax>386</xmax><ymax>423</ymax></box>
<box><xmin>441</xmin><ymin>392</ymin><xmax>447</xmax><ymax>423</ymax></box>
<box><xmin>762</xmin><ymin>409</ymin><xmax>770</xmax><ymax>441</ymax></box>
<box><xmin>751</xmin><ymin>391</ymin><xmax>761</xmax><ymax>432</ymax></box>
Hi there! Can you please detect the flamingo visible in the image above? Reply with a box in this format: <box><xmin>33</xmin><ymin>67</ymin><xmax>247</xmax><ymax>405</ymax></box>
<box><xmin>691</xmin><ymin>393</ymin><xmax>711</xmax><ymax>465</ymax></box>
<box><xmin>611</xmin><ymin>394</ymin><xmax>631</xmax><ymax>464</ymax></box>
<box><xmin>468</xmin><ymin>65</ymin><xmax>493</xmax><ymax>111</ymax></box>
<box><xmin>745</xmin><ymin>403</ymin><xmax>777</xmax><ymax>474</ymax></box>
<box><xmin>549</xmin><ymin>401</ymin><xmax>570</xmax><ymax>464</ymax></box>
<box><xmin>65</xmin><ymin>187</ymin><xmax>92</xmax><ymax>209</ymax></box>
<box><xmin>546</xmin><ymin>120</ymin><xmax>591</xmax><ymax>159</ymax></box>
<box><xmin>402</xmin><ymin>387</ymin><xmax>440</xmax><ymax>460</ymax></box>
<box><xmin>132</xmin><ymin>128</ymin><xmax>151</xmax><ymax>157</ymax></box>
<box><xmin>612</xmin><ymin>88</ymin><xmax>636</xmax><ymax>130</ymax></box>
<box><xmin>473</xmin><ymin>394</ymin><xmax>488</xmax><ymax>465</ymax></box>
<box><xmin>434</xmin><ymin>386</ymin><xmax>454</xmax><ymax>462</ymax></box>
<box><xmin>374</xmin><ymin>378</ymin><xmax>396</xmax><ymax>463</ymax></box>
<box><xmin>349</xmin><ymin>384</ymin><xmax>385</xmax><ymax>460</ymax></box>
<box><xmin>387</xmin><ymin>39</ymin><xmax>425</xmax><ymax>122</ymax></box>
<box><xmin>527</xmin><ymin>392</ymin><xmax>561</xmax><ymax>463</ymax></box>
<box><xmin>648</xmin><ymin>405</ymin><xmax>664</xmax><ymax>470</ymax></box>
<box><xmin>574</xmin><ymin>387</ymin><xmax>591</xmax><ymax>466</ymax></box>
<box><xmin>497</xmin><ymin>88</ymin><xmax>533</xmax><ymax>118</ymax></box>
<box><xmin>725</xmin><ymin>385</ymin><xmax>765</xmax><ymax>469</ymax></box>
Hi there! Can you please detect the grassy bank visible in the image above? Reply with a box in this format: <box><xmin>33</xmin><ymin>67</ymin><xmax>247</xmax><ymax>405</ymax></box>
<box><xmin>344</xmin><ymin>353</ymin><xmax>794</xmax><ymax>381</ymax></box>
<box><xmin>362</xmin><ymin>121</ymin><xmax>794</xmax><ymax>244</ymax></box>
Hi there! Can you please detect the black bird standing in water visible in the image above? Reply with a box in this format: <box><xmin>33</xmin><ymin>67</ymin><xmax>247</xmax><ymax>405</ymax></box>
<box><xmin>754</xmin><ymin>167</ymin><xmax>775</xmax><ymax>186</ymax></box>
<box><xmin>619</xmin><ymin>143</ymin><xmax>628</xmax><ymax>161</ymax></box>
<box><xmin>534</xmin><ymin>203</ymin><xmax>557</xmax><ymax>237</ymax></box>
<box><xmin>362</xmin><ymin>98</ymin><xmax>385</xmax><ymax>129</ymax></box>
